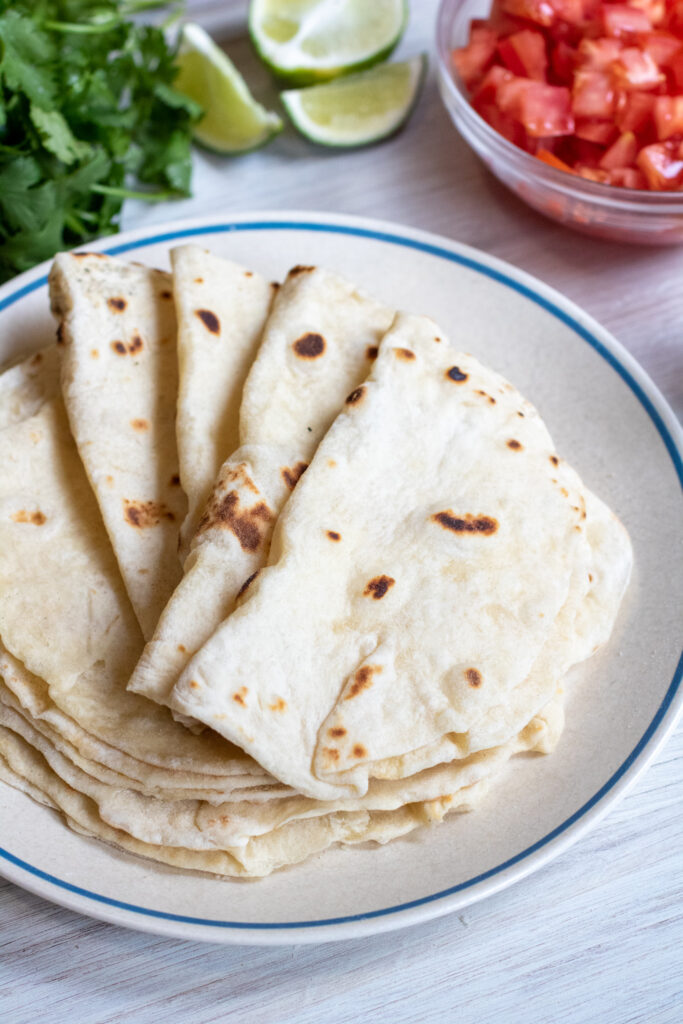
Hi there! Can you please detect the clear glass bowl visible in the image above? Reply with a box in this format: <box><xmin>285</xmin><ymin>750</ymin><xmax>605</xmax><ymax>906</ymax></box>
<box><xmin>436</xmin><ymin>0</ymin><xmax>683</xmax><ymax>244</ymax></box>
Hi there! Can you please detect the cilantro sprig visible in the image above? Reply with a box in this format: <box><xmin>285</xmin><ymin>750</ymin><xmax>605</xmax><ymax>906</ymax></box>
<box><xmin>0</xmin><ymin>1</ymin><xmax>201</xmax><ymax>283</ymax></box>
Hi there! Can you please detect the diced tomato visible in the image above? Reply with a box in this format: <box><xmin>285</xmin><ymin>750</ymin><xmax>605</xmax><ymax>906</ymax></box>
<box><xmin>607</xmin><ymin>166</ymin><xmax>648</xmax><ymax>186</ymax></box>
<box><xmin>572</xmin><ymin>70</ymin><xmax>617</xmax><ymax>116</ymax></box>
<box><xmin>503</xmin><ymin>0</ymin><xmax>587</xmax><ymax>27</ymax></box>
<box><xmin>599</xmin><ymin>130</ymin><xmax>639</xmax><ymax>166</ymax></box>
<box><xmin>498</xmin><ymin>29</ymin><xmax>549</xmax><ymax>79</ymax></box>
<box><xmin>574</xmin><ymin>116</ymin><xmax>619</xmax><ymax>141</ymax></box>
<box><xmin>453</xmin><ymin>27</ymin><xmax>499</xmax><ymax>87</ymax></box>
<box><xmin>456</xmin><ymin>0</ymin><xmax>683</xmax><ymax>189</ymax></box>
<box><xmin>498</xmin><ymin>77</ymin><xmax>575</xmax><ymax>134</ymax></box>
<box><xmin>653</xmin><ymin>94</ymin><xmax>683</xmax><ymax>137</ymax></box>
<box><xmin>637</xmin><ymin>141</ymin><xmax>683</xmax><ymax>186</ymax></box>
<box><xmin>577</xmin><ymin>36</ymin><xmax>624</xmax><ymax>68</ymax></box>
<box><xmin>601</xmin><ymin>4</ymin><xmax>653</xmax><ymax>38</ymax></box>
<box><xmin>638</xmin><ymin>31</ymin><xmax>682</xmax><ymax>66</ymax></box>
<box><xmin>615</xmin><ymin>90</ymin><xmax>656</xmax><ymax>131</ymax></box>
<box><xmin>575</xmin><ymin>164</ymin><xmax>612</xmax><ymax>180</ymax></box>
<box><xmin>611</xmin><ymin>47</ymin><xmax>665</xmax><ymax>89</ymax></box>
<box><xmin>536</xmin><ymin>147</ymin><xmax>576</xmax><ymax>169</ymax></box>
<box><xmin>551</xmin><ymin>40</ymin><xmax>579</xmax><ymax>80</ymax></box>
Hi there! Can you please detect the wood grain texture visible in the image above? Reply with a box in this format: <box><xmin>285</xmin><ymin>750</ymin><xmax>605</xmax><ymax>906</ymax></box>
<box><xmin>1</xmin><ymin>2</ymin><xmax>682</xmax><ymax>1022</ymax></box>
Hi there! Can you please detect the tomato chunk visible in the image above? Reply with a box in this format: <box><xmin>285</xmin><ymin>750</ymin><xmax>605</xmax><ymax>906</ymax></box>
<box><xmin>612</xmin><ymin>47</ymin><xmax>665</xmax><ymax>89</ymax></box>
<box><xmin>601</xmin><ymin>4</ymin><xmax>653</xmax><ymax>38</ymax></box>
<box><xmin>498</xmin><ymin>29</ymin><xmax>549</xmax><ymax>79</ymax></box>
<box><xmin>572</xmin><ymin>70</ymin><xmax>617</xmax><ymax>117</ymax></box>
<box><xmin>498</xmin><ymin>77</ymin><xmax>575</xmax><ymax>134</ymax></box>
<box><xmin>637</xmin><ymin>141</ymin><xmax>683</xmax><ymax>186</ymax></box>
<box><xmin>453</xmin><ymin>27</ymin><xmax>499</xmax><ymax>87</ymax></box>
<box><xmin>599</xmin><ymin>130</ymin><xmax>638</xmax><ymax>167</ymax></box>
<box><xmin>653</xmin><ymin>94</ymin><xmax>683</xmax><ymax>137</ymax></box>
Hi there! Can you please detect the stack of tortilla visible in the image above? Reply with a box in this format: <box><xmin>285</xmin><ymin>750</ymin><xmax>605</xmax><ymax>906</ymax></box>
<box><xmin>0</xmin><ymin>246</ymin><xmax>632</xmax><ymax>878</ymax></box>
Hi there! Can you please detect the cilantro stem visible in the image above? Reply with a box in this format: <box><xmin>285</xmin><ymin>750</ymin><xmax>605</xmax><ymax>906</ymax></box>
<box><xmin>91</xmin><ymin>184</ymin><xmax>182</xmax><ymax>202</ymax></box>
<box><xmin>44</xmin><ymin>19</ymin><xmax>121</xmax><ymax>34</ymax></box>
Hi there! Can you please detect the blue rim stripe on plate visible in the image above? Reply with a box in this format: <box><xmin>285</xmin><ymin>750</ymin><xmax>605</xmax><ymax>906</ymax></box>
<box><xmin>0</xmin><ymin>219</ymin><xmax>681</xmax><ymax>932</ymax></box>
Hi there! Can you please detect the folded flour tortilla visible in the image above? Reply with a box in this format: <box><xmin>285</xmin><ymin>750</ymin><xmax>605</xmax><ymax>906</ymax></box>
<box><xmin>49</xmin><ymin>254</ymin><xmax>186</xmax><ymax>639</ymax></box>
<box><xmin>171</xmin><ymin>245</ymin><xmax>276</xmax><ymax>551</ymax></box>
<box><xmin>171</xmin><ymin>313</ymin><xmax>633</xmax><ymax>800</ymax></box>
<box><xmin>128</xmin><ymin>264</ymin><xmax>394</xmax><ymax>706</ymax></box>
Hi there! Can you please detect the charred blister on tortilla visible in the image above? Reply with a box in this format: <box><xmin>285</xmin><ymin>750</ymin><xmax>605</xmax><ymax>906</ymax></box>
<box><xmin>292</xmin><ymin>332</ymin><xmax>326</xmax><ymax>358</ymax></box>
<box><xmin>195</xmin><ymin>309</ymin><xmax>220</xmax><ymax>334</ymax></box>
<box><xmin>281</xmin><ymin>462</ymin><xmax>308</xmax><ymax>490</ymax></box>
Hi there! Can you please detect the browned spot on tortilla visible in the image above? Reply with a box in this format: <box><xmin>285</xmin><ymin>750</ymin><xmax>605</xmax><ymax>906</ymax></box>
<box><xmin>221</xmin><ymin>463</ymin><xmax>259</xmax><ymax>495</ymax></box>
<box><xmin>11</xmin><ymin>510</ymin><xmax>46</xmax><ymax>525</ymax></box>
<box><xmin>237</xmin><ymin>570</ymin><xmax>260</xmax><ymax>599</ymax></box>
<box><xmin>475</xmin><ymin>389</ymin><xmax>496</xmax><ymax>405</ymax></box>
<box><xmin>90</xmin><ymin>349</ymin><xmax>99</xmax><ymax>359</ymax></box>
<box><xmin>160</xmin><ymin>290</ymin><xmax>172</xmax><ymax>300</ymax></box>
<box><xmin>111</xmin><ymin>340</ymin><xmax>126</xmax><ymax>355</ymax></box>
<box><xmin>232</xmin><ymin>687</ymin><xmax>248</xmax><ymax>707</ymax></box>
<box><xmin>189</xmin><ymin>680</ymin><xmax>200</xmax><ymax>690</ymax></box>
<box><xmin>323</xmin><ymin>747</ymin><xmax>340</xmax><ymax>762</ymax></box>
<box><xmin>465</xmin><ymin>667</ymin><xmax>482</xmax><ymax>688</ymax></box>
<box><xmin>123</xmin><ymin>499</ymin><xmax>175</xmax><ymax>529</ymax></box>
<box><xmin>130</xmin><ymin>418</ymin><xmax>148</xmax><ymax>431</ymax></box>
<box><xmin>328</xmin><ymin>726</ymin><xmax>347</xmax><ymax>738</ymax></box>
<box><xmin>366</xmin><ymin>345</ymin><xmax>379</xmax><ymax>360</ymax></box>
<box><xmin>395</xmin><ymin>347</ymin><xmax>415</xmax><ymax>361</ymax></box>
<box><xmin>271</xmin><ymin>281</ymin><xmax>280</xmax><ymax>290</ymax></box>
<box><xmin>588</xmin><ymin>573</ymin><xmax>593</xmax><ymax>582</ymax></box>
<box><xmin>446</xmin><ymin>366</ymin><xmax>468</xmax><ymax>383</ymax></box>
<box><xmin>293</xmin><ymin>332</ymin><xmax>325</xmax><ymax>358</ymax></box>
<box><xmin>550</xmin><ymin>455</ymin><xmax>559</xmax><ymax>466</ymax></box>
<box><xmin>326</xmin><ymin>530</ymin><xmax>341</xmax><ymax>542</ymax></box>
<box><xmin>30</xmin><ymin>353</ymin><xmax>43</xmax><ymax>366</ymax></box>
<box><xmin>108</xmin><ymin>297</ymin><xmax>127</xmax><ymax>312</ymax></box>
<box><xmin>328</xmin><ymin>459</ymin><xmax>337</xmax><ymax>468</ymax></box>
<box><xmin>346</xmin><ymin>664</ymin><xmax>383</xmax><ymax>699</ymax></box>
<box><xmin>244</xmin><ymin>271</ymin><xmax>253</xmax><ymax>277</ymax></box>
<box><xmin>352</xmin><ymin>744</ymin><xmax>367</xmax><ymax>759</ymax></box>
<box><xmin>575</xmin><ymin>525</ymin><xmax>582</xmax><ymax>532</ymax></box>
<box><xmin>345</xmin><ymin>385</ymin><xmax>366</xmax><ymax>405</ymax></box>
<box><xmin>269</xmin><ymin>698</ymin><xmax>287</xmax><ymax>712</ymax></box>
<box><xmin>130</xmin><ymin>334</ymin><xmax>143</xmax><ymax>354</ymax></box>
<box><xmin>560</xmin><ymin>487</ymin><xmax>569</xmax><ymax>498</ymax></box>
<box><xmin>432</xmin><ymin>511</ymin><xmax>498</xmax><ymax>535</ymax></box>
<box><xmin>282</xmin><ymin>462</ymin><xmax>308</xmax><ymax>490</ymax></box>
<box><xmin>56</xmin><ymin>322</ymin><xmax>66</xmax><ymax>346</ymax></box>
<box><xmin>194</xmin><ymin>277</ymin><xmax>204</xmax><ymax>284</ymax></box>
<box><xmin>507</xmin><ymin>439</ymin><xmax>522</xmax><ymax>450</ymax></box>
<box><xmin>177</xmin><ymin>644</ymin><xmax>186</xmax><ymax>653</ymax></box>
<box><xmin>363</xmin><ymin>575</ymin><xmax>395</xmax><ymax>600</ymax></box>
<box><xmin>197</xmin><ymin>492</ymin><xmax>272</xmax><ymax>551</ymax></box>
<box><xmin>290</xmin><ymin>265</ymin><xmax>315</xmax><ymax>276</ymax></box>
<box><xmin>105</xmin><ymin>475</ymin><xmax>114</xmax><ymax>486</ymax></box>
<box><xmin>196</xmin><ymin>309</ymin><xmax>220</xmax><ymax>334</ymax></box>
<box><xmin>518</xmin><ymin>411</ymin><xmax>525</xmax><ymax>418</ymax></box>
<box><xmin>170</xmin><ymin>474</ymin><xmax>181</xmax><ymax>486</ymax></box>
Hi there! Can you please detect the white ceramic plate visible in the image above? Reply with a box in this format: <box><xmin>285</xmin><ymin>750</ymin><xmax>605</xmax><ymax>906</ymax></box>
<box><xmin>0</xmin><ymin>212</ymin><xmax>681</xmax><ymax>945</ymax></box>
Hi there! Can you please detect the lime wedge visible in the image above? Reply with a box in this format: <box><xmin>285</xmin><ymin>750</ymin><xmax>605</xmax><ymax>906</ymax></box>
<box><xmin>176</xmin><ymin>23</ymin><xmax>283</xmax><ymax>154</ymax></box>
<box><xmin>281</xmin><ymin>55</ymin><xmax>427</xmax><ymax>148</ymax></box>
<box><xmin>249</xmin><ymin>0</ymin><xmax>408</xmax><ymax>86</ymax></box>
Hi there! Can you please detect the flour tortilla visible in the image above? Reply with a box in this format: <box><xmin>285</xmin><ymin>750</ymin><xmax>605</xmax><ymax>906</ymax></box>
<box><xmin>0</xmin><ymin>347</ymin><xmax>59</xmax><ymax>430</ymax></box>
<box><xmin>0</xmin><ymin>690</ymin><xmax>563</xmax><ymax>850</ymax></box>
<box><xmin>49</xmin><ymin>254</ymin><xmax>186</xmax><ymax>639</ymax></box>
<box><xmin>0</xmin><ymin>398</ymin><xmax>285</xmax><ymax>794</ymax></box>
<box><xmin>128</xmin><ymin>265</ymin><xmax>394</xmax><ymax>707</ymax></box>
<box><xmin>0</xmin><ymin>721</ymin><xmax>498</xmax><ymax>877</ymax></box>
<box><xmin>172</xmin><ymin>313</ymin><xmax>632</xmax><ymax>800</ymax></box>
<box><xmin>171</xmin><ymin>246</ymin><xmax>275</xmax><ymax>551</ymax></box>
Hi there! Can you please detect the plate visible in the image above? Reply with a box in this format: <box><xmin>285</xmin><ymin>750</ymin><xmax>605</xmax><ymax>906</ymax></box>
<box><xmin>0</xmin><ymin>211</ymin><xmax>681</xmax><ymax>945</ymax></box>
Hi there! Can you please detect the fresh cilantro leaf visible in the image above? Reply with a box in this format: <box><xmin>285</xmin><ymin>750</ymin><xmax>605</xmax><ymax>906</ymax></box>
<box><xmin>30</xmin><ymin>106</ymin><xmax>93</xmax><ymax>165</ymax></box>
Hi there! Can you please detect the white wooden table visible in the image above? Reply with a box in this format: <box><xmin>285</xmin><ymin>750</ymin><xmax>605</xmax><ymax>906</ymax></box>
<box><xmin>1</xmin><ymin>3</ymin><xmax>681</xmax><ymax>1022</ymax></box>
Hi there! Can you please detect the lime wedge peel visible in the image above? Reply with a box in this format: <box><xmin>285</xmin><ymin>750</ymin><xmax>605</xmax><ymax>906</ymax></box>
<box><xmin>249</xmin><ymin>0</ymin><xmax>409</xmax><ymax>86</ymax></box>
<box><xmin>176</xmin><ymin>23</ymin><xmax>283</xmax><ymax>155</ymax></box>
<box><xmin>281</xmin><ymin>54</ymin><xmax>427</xmax><ymax>149</ymax></box>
